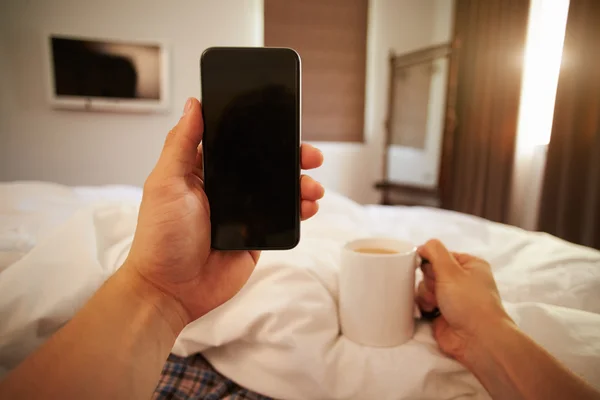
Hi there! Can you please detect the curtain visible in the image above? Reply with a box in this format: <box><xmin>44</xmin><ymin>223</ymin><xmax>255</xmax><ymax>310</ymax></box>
<box><xmin>264</xmin><ymin>0</ymin><xmax>368</xmax><ymax>142</ymax></box>
<box><xmin>440</xmin><ymin>0</ymin><xmax>530</xmax><ymax>222</ymax></box>
<box><xmin>538</xmin><ymin>0</ymin><xmax>600</xmax><ymax>249</ymax></box>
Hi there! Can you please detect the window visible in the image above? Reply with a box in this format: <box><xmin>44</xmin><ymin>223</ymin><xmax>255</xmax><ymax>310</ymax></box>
<box><xmin>264</xmin><ymin>0</ymin><xmax>368</xmax><ymax>142</ymax></box>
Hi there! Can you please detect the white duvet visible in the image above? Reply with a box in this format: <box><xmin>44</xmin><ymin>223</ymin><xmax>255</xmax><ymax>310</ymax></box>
<box><xmin>1</xmin><ymin>182</ymin><xmax>599</xmax><ymax>399</ymax></box>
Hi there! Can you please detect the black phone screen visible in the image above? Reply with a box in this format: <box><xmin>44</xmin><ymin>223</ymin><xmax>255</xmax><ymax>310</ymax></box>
<box><xmin>200</xmin><ymin>47</ymin><xmax>301</xmax><ymax>250</ymax></box>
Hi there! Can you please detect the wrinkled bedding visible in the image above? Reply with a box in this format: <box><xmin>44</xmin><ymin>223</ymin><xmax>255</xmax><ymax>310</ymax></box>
<box><xmin>1</xmin><ymin>182</ymin><xmax>599</xmax><ymax>399</ymax></box>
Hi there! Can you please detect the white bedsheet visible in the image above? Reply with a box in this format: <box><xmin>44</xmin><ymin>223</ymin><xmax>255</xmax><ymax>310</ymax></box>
<box><xmin>1</xmin><ymin>182</ymin><xmax>599</xmax><ymax>399</ymax></box>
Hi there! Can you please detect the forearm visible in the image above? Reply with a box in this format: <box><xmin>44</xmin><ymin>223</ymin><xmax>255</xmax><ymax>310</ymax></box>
<box><xmin>462</xmin><ymin>320</ymin><xmax>600</xmax><ymax>400</ymax></box>
<box><xmin>0</xmin><ymin>265</ymin><xmax>188</xmax><ymax>400</ymax></box>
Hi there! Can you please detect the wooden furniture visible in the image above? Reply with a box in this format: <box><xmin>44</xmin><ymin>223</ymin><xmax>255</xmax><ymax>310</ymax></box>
<box><xmin>375</xmin><ymin>43</ymin><xmax>452</xmax><ymax>207</ymax></box>
<box><xmin>375</xmin><ymin>181</ymin><xmax>441</xmax><ymax>207</ymax></box>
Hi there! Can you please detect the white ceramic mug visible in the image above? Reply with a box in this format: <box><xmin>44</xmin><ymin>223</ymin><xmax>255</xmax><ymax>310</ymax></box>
<box><xmin>339</xmin><ymin>238</ymin><xmax>421</xmax><ymax>347</ymax></box>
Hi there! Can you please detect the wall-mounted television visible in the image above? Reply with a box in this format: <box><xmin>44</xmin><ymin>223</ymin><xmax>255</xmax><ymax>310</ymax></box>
<box><xmin>44</xmin><ymin>34</ymin><xmax>169</xmax><ymax>112</ymax></box>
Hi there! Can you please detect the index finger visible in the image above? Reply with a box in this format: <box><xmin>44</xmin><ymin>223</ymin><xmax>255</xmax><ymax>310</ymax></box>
<box><xmin>418</xmin><ymin>239</ymin><xmax>462</xmax><ymax>279</ymax></box>
<box><xmin>452</xmin><ymin>252</ymin><xmax>477</xmax><ymax>265</ymax></box>
<box><xmin>301</xmin><ymin>143</ymin><xmax>324</xmax><ymax>170</ymax></box>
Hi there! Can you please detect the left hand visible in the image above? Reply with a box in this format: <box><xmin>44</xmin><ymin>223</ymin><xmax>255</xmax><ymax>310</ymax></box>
<box><xmin>124</xmin><ymin>98</ymin><xmax>324</xmax><ymax>328</ymax></box>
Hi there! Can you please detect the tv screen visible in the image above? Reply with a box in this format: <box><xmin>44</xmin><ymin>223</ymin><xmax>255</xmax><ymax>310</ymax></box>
<box><xmin>47</xmin><ymin>35</ymin><xmax>168</xmax><ymax>111</ymax></box>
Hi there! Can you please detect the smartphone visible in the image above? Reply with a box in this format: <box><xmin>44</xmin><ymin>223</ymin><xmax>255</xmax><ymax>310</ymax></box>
<box><xmin>200</xmin><ymin>47</ymin><xmax>301</xmax><ymax>250</ymax></box>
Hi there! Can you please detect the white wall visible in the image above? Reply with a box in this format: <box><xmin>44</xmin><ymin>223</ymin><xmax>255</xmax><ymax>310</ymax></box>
<box><xmin>0</xmin><ymin>0</ymin><xmax>262</xmax><ymax>186</ymax></box>
<box><xmin>0</xmin><ymin>0</ymin><xmax>452</xmax><ymax>205</ymax></box>
<box><xmin>308</xmin><ymin>0</ymin><xmax>454</xmax><ymax>203</ymax></box>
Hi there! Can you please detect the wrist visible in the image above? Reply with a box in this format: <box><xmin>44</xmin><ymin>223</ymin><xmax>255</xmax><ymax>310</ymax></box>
<box><xmin>459</xmin><ymin>315</ymin><xmax>519</xmax><ymax>372</ymax></box>
<box><xmin>115</xmin><ymin>263</ymin><xmax>190</xmax><ymax>337</ymax></box>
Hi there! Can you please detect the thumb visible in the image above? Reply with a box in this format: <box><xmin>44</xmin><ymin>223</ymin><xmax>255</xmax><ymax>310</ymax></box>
<box><xmin>156</xmin><ymin>98</ymin><xmax>203</xmax><ymax>177</ymax></box>
<box><xmin>418</xmin><ymin>239</ymin><xmax>462</xmax><ymax>280</ymax></box>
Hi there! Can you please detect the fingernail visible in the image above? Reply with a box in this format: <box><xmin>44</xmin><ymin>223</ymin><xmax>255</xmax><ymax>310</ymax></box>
<box><xmin>183</xmin><ymin>98</ymin><xmax>193</xmax><ymax>114</ymax></box>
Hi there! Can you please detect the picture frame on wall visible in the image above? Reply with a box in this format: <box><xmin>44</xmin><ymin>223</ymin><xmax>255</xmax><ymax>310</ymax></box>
<box><xmin>43</xmin><ymin>33</ymin><xmax>170</xmax><ymax>113</ymax></box>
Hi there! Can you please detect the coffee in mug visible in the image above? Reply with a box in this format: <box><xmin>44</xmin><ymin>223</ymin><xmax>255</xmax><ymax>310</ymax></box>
<box><xmin>339</xmin><ymin>238</ymin><xmax>421</xmax><ymax>347</ymax></box>
<box><xmin>353</xmin><ymin>247</ymin><xmax>398</xmax><ymax>254</ymax></box>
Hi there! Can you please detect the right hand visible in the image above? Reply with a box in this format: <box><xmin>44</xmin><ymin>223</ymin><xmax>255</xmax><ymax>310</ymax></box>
<box><xmin>417</xmin><ymin>240</ymin><xmax>515</xmax><ymax>363</ymax></box>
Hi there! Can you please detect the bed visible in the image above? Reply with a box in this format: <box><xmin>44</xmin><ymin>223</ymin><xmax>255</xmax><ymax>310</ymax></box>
<box><xmin>1</xmin><ymin>181</ymin><xmax>599</xmax><ymax>399</ymax></box>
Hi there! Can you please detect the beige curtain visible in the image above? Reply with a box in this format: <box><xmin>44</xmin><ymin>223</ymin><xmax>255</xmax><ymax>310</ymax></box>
<box><xmin>264</xmin><ymin>0</ymin><xmax>368</xmax><ymax>142</ymax></box>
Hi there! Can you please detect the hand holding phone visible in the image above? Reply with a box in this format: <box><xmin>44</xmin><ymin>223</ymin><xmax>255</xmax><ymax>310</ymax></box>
<box><xmin>125</xmin><ymin>96</ymin><xmax>323</xmax><ymax>323</ymax></box>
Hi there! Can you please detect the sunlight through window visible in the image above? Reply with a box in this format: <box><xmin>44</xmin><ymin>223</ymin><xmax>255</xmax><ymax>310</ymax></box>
<box><xmin>516</xmin><ymin>0</ymin><xmax>570</xmax><ymax>148</ymax></box>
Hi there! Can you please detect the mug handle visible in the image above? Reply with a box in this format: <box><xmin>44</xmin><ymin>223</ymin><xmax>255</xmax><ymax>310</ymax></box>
<box><xmin>418</xmin><ymin>257</ymin><xmax>441</xmax><ymax>321</ymax></box>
